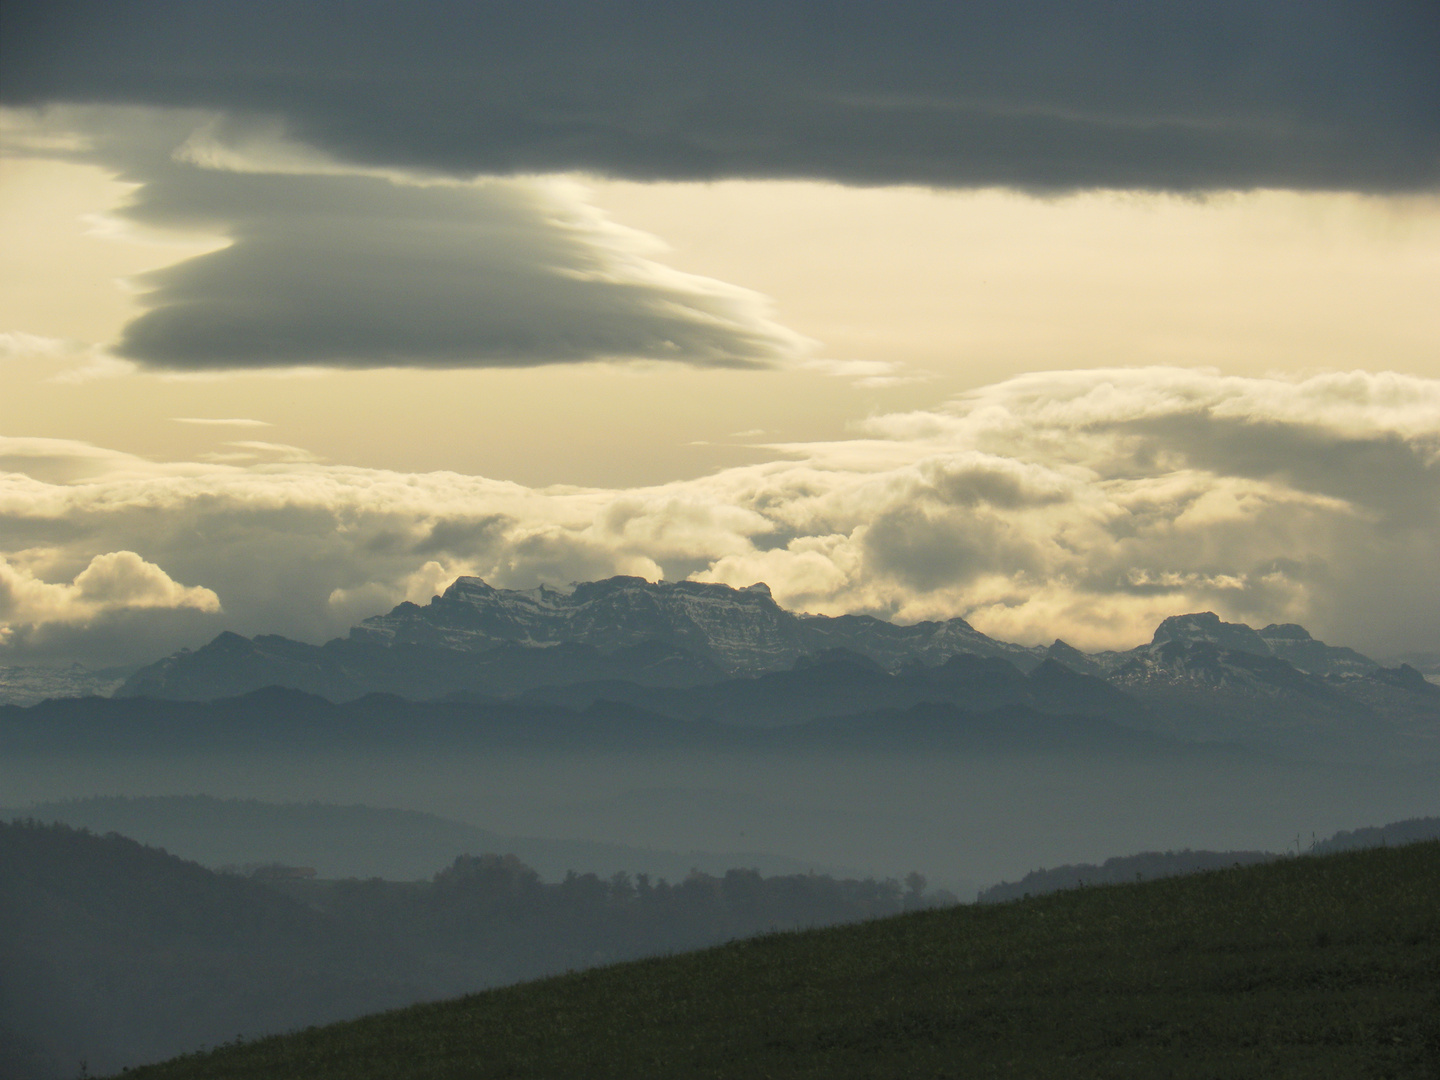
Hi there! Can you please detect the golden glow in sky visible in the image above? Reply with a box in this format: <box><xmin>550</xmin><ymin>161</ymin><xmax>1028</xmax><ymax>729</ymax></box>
<box><xmin>1</xmin><ymin>102</ymin><xmax>1438</xmax><ymax>665</ymax></box>
<box><xmin>3</xmin><ymin>142</ymin><xmax>1437</xmax><ymax>486</ymax></box>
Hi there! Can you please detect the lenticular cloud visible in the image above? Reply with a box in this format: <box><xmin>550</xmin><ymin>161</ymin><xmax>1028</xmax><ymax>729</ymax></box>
<box><xmin>8</xmin><ymin>107</ymin><xmax>810</xmax><ymax>373</ymax></box>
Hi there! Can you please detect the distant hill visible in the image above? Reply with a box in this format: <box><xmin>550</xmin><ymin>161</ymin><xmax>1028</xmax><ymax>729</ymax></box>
<box><xmin>115</xmin><ymin>841</ymin><xmax>1440</xmax><ymax>1080</ymax></box>
<box><xmin>975</xmin><ymin>848</ymin><xmax>1278</xmax><ymax>903</ymax></box>
<box><xmin>0</xmin><ymin>685</ymin><xmax>1182</xmax><ymax>759</ymax></box>
<box><xmin>1313</xmin><ymin>815</ymin><xmax>1440</xmax><ymax>854</ymax></box>
<box><xmin>14</xmin><ymin>795</ymin><xmax>854</xmax><ymax>883</ymax></box>
<box><xmin>974</xmin><ymin>816</ymin><xmax>1440</xmax><ymax>903</ymax></box>
<box><xmin>14</xmin><ymin>653</ymin><xmax>1439</xmax><ymax>765</ymax></box>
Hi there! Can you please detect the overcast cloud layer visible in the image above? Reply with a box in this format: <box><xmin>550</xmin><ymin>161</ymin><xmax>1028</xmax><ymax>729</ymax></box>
<box><xmin>4</xmin><ymin>1</ymin><xmax>1436</xmax><ymax>193</ymax></box>
<box><xmin>3</xmin><ymin>368</ymin><xmax>1436</xmax><ymax>666</ymax></box>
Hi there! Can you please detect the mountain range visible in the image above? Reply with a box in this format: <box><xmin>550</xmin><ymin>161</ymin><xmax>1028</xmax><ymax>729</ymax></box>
<box><xmin>118</xmin><ymin>574</ymin><xmax>1391</xmax><ymax>696</ymax></box>
<box><xmin>97</xmin><ymin>575</ymin><xmax>1439</xmax><ymax>759</ymax></box>
<box><xmin>0</xmin><ymin>574</ymin><xmax>1427</xmax><ymax>761</ymax></box>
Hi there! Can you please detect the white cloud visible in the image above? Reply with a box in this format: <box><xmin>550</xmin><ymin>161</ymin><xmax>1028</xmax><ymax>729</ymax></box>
<box><xmin>0</xmin><ymin>332</ymin><xmax>133</xmax><ymax>382</ymax></box>
<box><xmin>172</xmin><ymin>417</ymin><xmax>272</xmax><ymax>427</ymax></box>
<box><xmin>0</xmin><ymin>331</ymin><xmax>76</xmax><ymax>359</ymax></box>
<box><xmin>802</xmin><ymin>358</ymin><xmax>928</xmax><ymax>388</ymax></box>
<box><xmin>196</xmin><ymin>441</ymin><xmax>320</xmax><ymax>464</ymax></box>
<box><xmin>0</xmin><ymin>551</ymin><xmax>220</xmax><ymax>639</ymax></box>
<box><xmin>47</xmin><ymin>353</ymin><xmax>139</xmax><ymax>383</ymax></box>
<box><xmin>222</xmin><ymin>441</ymin><xmax>322</xmax><ymax>463</ymax></box>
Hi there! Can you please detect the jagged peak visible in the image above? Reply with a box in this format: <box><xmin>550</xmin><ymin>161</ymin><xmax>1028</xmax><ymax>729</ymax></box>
<box><xmin>1151</xmin><ymin>612</ymin><xmax>1272</xmax><ymax>650</ymax></box>
<box><xmin>1152</xmin><ymin>611</ymin><xmax>1223</xmax><ymax>639</ymax></box>
<box><xmin>572</xmin><ymin>575</ymin><xmax>652</xmax><ymax>597</ymax></box>
<box><xmin>201</xmin><ymin>630</ymin><xmax>254</xmax><ymax>649</ymax></box>
<box><xmin>1259</xmin><ymin>623</ymin><xmax>1313</xmax><ymax>641</ymax></box>
<box><xmin>431</xmin><ymin>578</ymin><xmax>499</xmax><ymax>609</ymax></box>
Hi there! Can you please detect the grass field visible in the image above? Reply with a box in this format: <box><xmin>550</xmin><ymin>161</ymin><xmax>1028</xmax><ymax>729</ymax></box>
<box><xmin>117</xmin><ymin>842</ymin><xmax>1440</xmax><ymax>1079</ymax></box>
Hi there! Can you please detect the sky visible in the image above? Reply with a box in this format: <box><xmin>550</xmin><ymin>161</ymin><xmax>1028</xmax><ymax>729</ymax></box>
<box><xmin>0</xmin><ymin>1</ymin><xmax>1437</xmax><ymax>668</ymax></box>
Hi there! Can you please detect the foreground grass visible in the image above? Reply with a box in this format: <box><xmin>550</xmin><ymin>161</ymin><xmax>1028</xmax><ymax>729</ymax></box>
<box><xmin>120</xmin><ymin>843</ymin><xmax>1440</xmax><ymax>1080</ymax></box>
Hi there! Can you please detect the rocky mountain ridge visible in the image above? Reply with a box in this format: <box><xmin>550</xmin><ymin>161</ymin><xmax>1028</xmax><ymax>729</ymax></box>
<box><xmin>1073</xmin><ymin>610</ymin><xmax>1381</xmax><ymax>680</ymax></box>
<box><xmin>349</xmin><ymin>575</ymin><xmax>1043</xmax><ymax>674</ymax></box>
<box><xmin>113</xmin><ymin>575</ymin><xmax>1398</xmax><ymax>708</ymax></box>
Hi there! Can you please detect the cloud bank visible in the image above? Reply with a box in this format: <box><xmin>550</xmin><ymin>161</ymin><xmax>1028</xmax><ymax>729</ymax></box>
<box><xmin>3</xmin><ymin>2</ymin><xmax>1435</xmax><ymax>194</ymax></box>
<box><xmin>2</xmin><ymin>368</ymin><xmax>1436</xmax><ymax>665</ymax></box>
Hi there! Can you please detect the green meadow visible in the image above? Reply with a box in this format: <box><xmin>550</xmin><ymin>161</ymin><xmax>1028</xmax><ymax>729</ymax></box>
<box><xmin>118</xmin><ymin>842</ymin><xmax>1440</xmax><ymax>1080</ymax></box>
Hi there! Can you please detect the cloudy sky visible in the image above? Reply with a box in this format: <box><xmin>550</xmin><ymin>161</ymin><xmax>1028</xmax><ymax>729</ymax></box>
<box><xmin>1</xmin><ymin>1</ymin><xmax>1437</xmax><ymax>667</ymax></box>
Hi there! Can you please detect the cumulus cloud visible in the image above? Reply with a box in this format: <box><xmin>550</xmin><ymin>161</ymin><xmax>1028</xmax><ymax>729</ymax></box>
<box><xmin>1</xmin><ymin>367</ymin><xmax>1437</xmax><ymax>665</ymax></box>
<box><xmin>7</xmin><ymin>108</ymin><xmax>809</xmax><ymax>372</ymax></box>
<box><xmin>0</xmin><ymin>551</ymin><xmax>220</xmax><ymax>645</ymax></box>
<box><xmin>3</xmin><ymin>2</ymin><xmax>1435</xmax><ymax>193</ymax></box>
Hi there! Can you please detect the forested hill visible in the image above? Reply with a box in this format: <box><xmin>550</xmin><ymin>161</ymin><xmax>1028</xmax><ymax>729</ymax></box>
<box><xmin>975</xmin><ymin>816</ymin><xmax>1440</xmax><ymax>903</ymax></box>
<box><xmin>0</xmin><ymin>820</ymin><xmax>948</xmax><ymax>1078</ymax></box>
<box><xmin>975</xmin><ymin>848</ymin><xmax>1278</xmax><ymax>903</ymax></box>
<box><xmin>0</xmin><ymin>820</ymin><xmax>409</xmax><ymax>1079</ymax></box>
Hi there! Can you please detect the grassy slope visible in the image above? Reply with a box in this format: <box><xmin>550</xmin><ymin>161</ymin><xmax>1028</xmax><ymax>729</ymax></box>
<box><xmin>120</xmin><ymin>843</ymin><xmax>1440</xmax><ymax>1080</ymax></box>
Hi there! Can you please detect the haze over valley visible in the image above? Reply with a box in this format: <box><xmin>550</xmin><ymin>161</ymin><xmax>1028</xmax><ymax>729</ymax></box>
<box><xmin>5</xmin><ymin>576</ymin><xmax>1437</xmax><ymax>892</ymax></box>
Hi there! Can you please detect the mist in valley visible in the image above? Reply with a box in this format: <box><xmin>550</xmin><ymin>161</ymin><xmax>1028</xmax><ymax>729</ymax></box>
<box><xmin>8</xmin><ymin>742</ymin><xmax>1434</xmax><ymax>893</ymax></box>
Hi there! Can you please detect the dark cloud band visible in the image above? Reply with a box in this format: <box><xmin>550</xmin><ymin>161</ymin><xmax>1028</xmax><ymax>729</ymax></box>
<box><xmin>4</xmin><ymin>1</ymin><xmax>1436</xmax><ymax>192</ymax></box>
